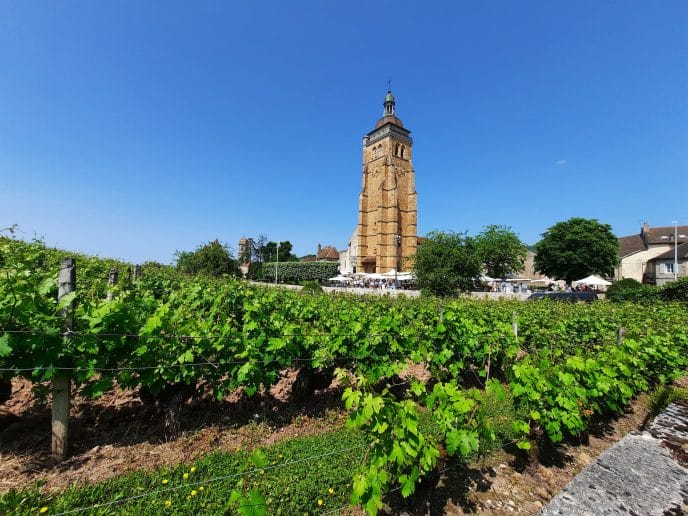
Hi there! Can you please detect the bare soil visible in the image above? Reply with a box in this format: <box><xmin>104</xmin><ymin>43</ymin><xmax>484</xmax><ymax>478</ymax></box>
<box><xmin>0</xmin><ymin>371</ymin><xmax>659</xmax><ymax>515</ymax></box>
<box><xmin>0</xmin><ymin>369</ymin><xmax>346</xmax><ymax>492</ymax></box>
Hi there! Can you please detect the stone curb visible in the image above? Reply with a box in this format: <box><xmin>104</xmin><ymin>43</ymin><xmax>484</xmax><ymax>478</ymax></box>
<box><xmin>540</xmin><ymin>402</ymin><xmax>688</xmax><ymax>515</ymax></box>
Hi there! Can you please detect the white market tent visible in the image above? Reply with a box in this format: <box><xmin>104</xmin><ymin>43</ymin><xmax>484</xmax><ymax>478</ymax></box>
<box><xmin>328</xmin><ymin>275</ymin><xmax>352</xmax><ymax>283</ymax></box>
<box><xmin>382</xmin><ymin>269</ymin><xmax>416</xmax><ymax>281</ymax></box>
<box><xmin>573</xmin><ymin>274</ymin><xmax>612</xmax><ymax>287</ymax></box>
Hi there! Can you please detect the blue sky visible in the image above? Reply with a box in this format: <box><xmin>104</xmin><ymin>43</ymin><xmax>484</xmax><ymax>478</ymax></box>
<box><xmin>1</xmin><ymin>1</ymin><xmax>687</xmax><ymax>263</ymax></box>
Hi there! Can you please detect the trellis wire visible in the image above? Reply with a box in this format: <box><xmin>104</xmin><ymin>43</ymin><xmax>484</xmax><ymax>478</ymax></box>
<box><xmin>51</xmin><ymin>443</ymin><xmax>370</xmax><ymax>515</ymax></box>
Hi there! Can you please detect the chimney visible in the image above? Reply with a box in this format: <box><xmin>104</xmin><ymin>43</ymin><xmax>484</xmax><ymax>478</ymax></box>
<box><xmin>641</xmin><ymin>222</ymin><xmax>650</xmax><ymax>235</ymax></box>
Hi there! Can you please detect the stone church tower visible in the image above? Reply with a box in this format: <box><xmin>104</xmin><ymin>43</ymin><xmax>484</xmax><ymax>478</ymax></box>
<box><xmin>356</xmin><ymin>91</ymin><xmax>417</xmax><ymax>273</ymax></box>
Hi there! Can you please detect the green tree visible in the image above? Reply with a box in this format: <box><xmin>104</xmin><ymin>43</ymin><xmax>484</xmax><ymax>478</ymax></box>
<box><xmin>534</xmin><ymin>218</ymin><xmax>619</xmax><ymax>283</ymax></box>
<box><xmin>260</xmin><ymin>241</ymin><xmax>298</xmax><ymax>263</ymax></box>
<box><xmin>252</xmin><ymin>234</ymin><xmax>268</xmax><ymax>263</ymax></box>
<box><xmin>607</xmin><ymin>278</ymin><xmax>659</xmax><ymax>303</ymax></box>
<box><xmin>660</xmin><ymin>277</ymin><xmax>688</xmax><ymax>301</ymax></box>
<box><xmin>475</xmin><ymin>225</ymin><xmax>528</xmax><ymax>278</ymax></box>
<box><xmin>175</xmin><ymin>240</ymin><xmax>240</xmax><ymax>278</ymax></box>
<box><xmin>413</xmin><ymin>231</ymin><xmax>482</xmax><ymax>296</ymax></box>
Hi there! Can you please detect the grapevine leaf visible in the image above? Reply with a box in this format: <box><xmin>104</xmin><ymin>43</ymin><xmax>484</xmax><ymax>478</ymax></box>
<box><xmin>365</xmin><ymin>495</ymin><xmax>382</xmax><ymax>515</ymax></box>
<box><xmin>389</xmin><ymin>442</ymin><xmax>404</xmax><ymax>465</ymax></box>
<box><xmin>0</xmin><ymin>334</ymin><xmax>12</xmax><ymax>357</ymax></box>
<box><xmin>38</xmin><ymin>277</ymin><xmax>56</xmax><ymax>295</ymax></box>
<box><xmin>237</xmin><ymin>489</ymin><xmax>267</xmax><ymax>516</ymax></box>
<box><xmin>446</xmin><ymin>429</ymin><xmax>479</xmax><ymax>457</ymax></box>
<box><xmin>401</xmin><ymin>476</ymin><xmax>415</xmax><ymax>498</ymax></box>
<box><xmin>352</xmin><ymin>474</ymin><xmax>368</xmax><ymax>499</ymax></box>
<box><xmin>250</xmin><ymin>449</ymin><xmax>268</xmax><ymax>469</ymax></box>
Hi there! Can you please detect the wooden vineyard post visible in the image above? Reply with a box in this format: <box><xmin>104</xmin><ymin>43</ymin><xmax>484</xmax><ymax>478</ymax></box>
<box><xmin>106</xmin><ymin>267</ymin><xmax>118</xmax><ymax>301</ymax></box>
<box><xmin>512</xmin><ymin>311</ymin><xmax>518</xmax><ymax>338</ymax></box>
<box><xmin>617</xmin><ymin>327</ymin><xmax>626</xmax><ymax>346</ymax></box>
<box><xmin>134</xmin><ymin>264</ymin><xmax>142</xmax><ymax>281</ymax></box>
<box><xmin>53</xmin><ymin>257</ymin><xmax>75</xmax><ymax>461</ymax></box>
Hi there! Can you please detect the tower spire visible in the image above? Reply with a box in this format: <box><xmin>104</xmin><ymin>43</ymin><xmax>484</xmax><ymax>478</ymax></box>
<box><xmin>383</xmin><ymin>89</ymin><xmax>396</xmax><ymax>117</ymax></box>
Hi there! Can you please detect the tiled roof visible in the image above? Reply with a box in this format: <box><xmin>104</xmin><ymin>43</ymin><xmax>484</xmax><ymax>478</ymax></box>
<box><xmin>375</xmin><ymin>115</ymin><xmax>404</xmax><ymax>129</ymax></box>
<box><xmin>618</xmin><ymin>225</ymin><xmax>688</xmax><ymax>256</ymax></box>
<box><xmin>618</xmin><ymin>234</ymin><xmax>646</xmax><ymax>257</ymax></box>
<box><xmin>642</xmin><ymin>225</ymin><xmax>688</xmax><ymax>245</ymax></box>
<box><xmin>317</xmin><ymin>246</ymin><xmax>340</xmax><ymax>260</ymax></box>
<box><xmin>650</xmin><ymin>242</ymin><xmax>688</xmax><ymax>261</ymax></box>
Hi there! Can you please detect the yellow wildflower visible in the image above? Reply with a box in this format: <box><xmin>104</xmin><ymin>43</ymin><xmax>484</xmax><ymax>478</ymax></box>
<box><xmin>190</xmin><ymin>466</ymin><xmax>196</xmax><ymax>473</ymax></box>
<box><xmin>183</xmin><ymin>473</ymin><xmax>189</xmax><ymax>479</ymax></box>
<box><xmin>39</xmin><ymin>508</ymin><xmax>48</xmax><ymax>514</ymax></box>
<box><xmin>328</xmin><ymin>487</ymin><xmax>334</xmax><ymax>495</ymax></box>
<box><xmin>260</xmin><ymin>469</ymin><xmax>265</xmax><ymax>475</ymax></box>
<box><xmin>199</xmin><ymin>486</ymin><xmax>205</xmax><ymax>491</ymax></box>
<box><xmin>161</xmin><ymin>479</ymin><xmax>169</xmax><ymax>485</ymax></box>
<box><xmin>191</xmin><ymin>490</ymin><xmax>198</xmax><ymax>497</ymax></box>
<box><xmin>164</xmin><ymin>500</ymin><xmax>172</xmax><ymax>508</ymax></box>
<box><xmin>317</xmin><ymin>499</ymin><xmax>323</xmax><ymax>506</ymax></box>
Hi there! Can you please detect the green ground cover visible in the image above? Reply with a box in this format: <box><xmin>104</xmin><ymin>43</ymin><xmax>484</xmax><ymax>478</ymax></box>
<box><xmin>1</xmin><ymin>429</ymin><xmax>365</xmax><ymax>515</ymax></box>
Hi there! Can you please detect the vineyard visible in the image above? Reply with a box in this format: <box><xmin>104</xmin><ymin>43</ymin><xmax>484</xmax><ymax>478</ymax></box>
<box><xmin>1</xmin><ymin>237</ymin><xmax>688</xmax><ymax>514</ymax></box>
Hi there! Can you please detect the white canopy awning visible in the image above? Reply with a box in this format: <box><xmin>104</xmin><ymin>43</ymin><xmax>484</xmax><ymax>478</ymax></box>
<box><xmin>328</xmin><ymin>276</ymin><xmax>352</xmax><ymax>282</ymax></box>
<box><xmin>573</xmin><ymin>274</ymin><xmax>612</xmax><ymax>286</ymax></box>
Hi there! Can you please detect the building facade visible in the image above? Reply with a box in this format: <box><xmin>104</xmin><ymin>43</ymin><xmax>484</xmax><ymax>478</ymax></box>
<box><xmin>616</xmin><ymin>223</ymin><xmax>688</xmax><ymax>285</ymax></box>
<box><xmin>354</xmin><ymin>91</ymin><xmax>418</xmax><ymax>273</ymax></box>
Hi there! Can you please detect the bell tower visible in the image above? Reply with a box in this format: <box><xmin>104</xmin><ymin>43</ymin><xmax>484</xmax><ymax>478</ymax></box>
<box><xmin>357</xmin><ymin>91</ymin><xmax>417</xmax><ymax>273</ymax></box>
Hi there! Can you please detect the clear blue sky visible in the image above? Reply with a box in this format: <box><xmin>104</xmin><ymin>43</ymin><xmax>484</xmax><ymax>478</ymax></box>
<box><xmin>1</xmin><ymin>1</ymin><xmax>687</xmax><ymax>263</ymax></box>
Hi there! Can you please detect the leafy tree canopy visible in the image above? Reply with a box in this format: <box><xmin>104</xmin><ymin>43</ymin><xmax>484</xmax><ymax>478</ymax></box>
<box><xmin>474</xmin><ymin>225</ymin><xmax>528</xmax><ymax>278</ymax></box>
<box><xmin>660</xmin><ymin>277</ymin><xmax>688</xmax><ymax>302</ymax></box>
<box><xmin>413</xmin><ymin>231</ymin><xmax>482</xmax><ymax>296</ymax></box>
<box><xmin>241</xmin><ymin>235</ymin><xmax>298</xmax><ymax>263</ymax></box>
<box><xmin>175</xmin><ymin>240</ymin><xmax>240</xmax><ymax>278</ymax></box>
<box><xmin>261</xmin><ymin>241</ymin><xmax>298</xmax><ymax>263</ymax></box>
<box><xmin>534</xmin><ymin>218</ymin><xmax>619</xmax><ymax>283</ymax></box>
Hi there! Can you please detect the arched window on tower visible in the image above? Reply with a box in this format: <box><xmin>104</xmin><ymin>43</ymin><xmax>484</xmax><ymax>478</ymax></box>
<box><xmin>401</xmin><ymin>145</ymin><xmax>406</xmax><ymax>159</ymax></box>
<box><xmin>372</xmin><ymin>147</ymin><xmax>378</xmax><ymax>159</ymax></box>
<box><xmin>395</xmin><ymin>143</ymin><xmax>400</xmax><ymax>157</ymax></box>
